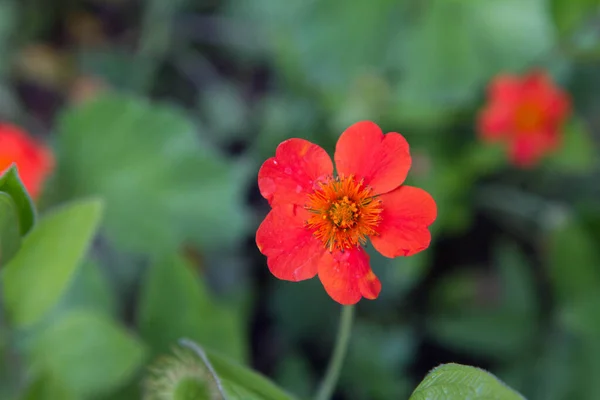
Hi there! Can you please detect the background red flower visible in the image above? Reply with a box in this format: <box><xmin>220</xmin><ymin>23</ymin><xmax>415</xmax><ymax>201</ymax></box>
<box><xmin>478</xmin><ymin>70</ymin><xmax>570</xmax><ymax>167</ymax></box>
<box><xmin>0</xmin><ymin>124</ymin><xmax>54</xmax><ymax>200</ymax></box>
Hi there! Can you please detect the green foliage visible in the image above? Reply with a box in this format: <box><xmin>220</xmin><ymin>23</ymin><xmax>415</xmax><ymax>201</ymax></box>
<box><xmin>0</xmin><ymin>192</ymin><xmax>20</xmax><ymax>266</ymax></box>
<box><xmin>410</xmin><ymin>363</ymin><xmax>524</xmax><ymax>400</ymax></box>
<box><xmin>52</xmin><ymin>259</ymin><xmax>117</xmax><ymax>318</ymax></box>
<box><xmin>340</xmin><ymin>323</ymin><xmax>415</xmax><ymax>399</ymax></box>
<box><xmin>546</xmin><ymin>118</ymin><xmax>596</xmax><ymax>172</ymax></box>
<box><xmin>547</xmin><ymin>218</ymin><xmax>599</xmax><ymax>302</ymax></box>
<box><xmin>551</xmin><ymin>0</ymin><xmax>600</xmax><ymax>36</ymax></box>
<box><xmin>27</xmin><ymin>310</ymin><xmax>146</xmax><ymax>397</ymax></box>
<box><xmin>427</xmin><ymin>242</ymin><xmax>538</xmax><ymax>359</ymax></box>
<box><xmin>207</xmin><ymin>349</ymin><xmax>296</xmax><ymax>400</ymax></box>
<box><xmin>138</xmin><ymin>255</ymin><xmax>246</xmax><ymax>362</ymax></box>
<box><xmin>55</xmin><ymin>94</ymin><xmax>248</xmax><ymax>255</ymax></box>
<box><xmin>20</xmin><ymin>373</ymin><xmax>77</xmax><ymax>400</ymax></box>
<box><xmin>1</xmin><ymin>199</ymin><xmax>103</xmax><ymax>328</ymax></box>
<box><xmin>0</xmin><ymin>167</ymin><xmax>36</xmax><ymax>265</ymax></box>
<box><xmin>0</xmin><ymin>166</ymin><xmax>35</xmax><ymax>236</ymax></box>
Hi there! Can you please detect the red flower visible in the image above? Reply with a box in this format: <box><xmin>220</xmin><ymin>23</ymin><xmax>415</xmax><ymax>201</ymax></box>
<box><xmin>0</xmin><ymin>124</ymin><xmax>54</xmax><ymax>200</ymax></box>
<box><xmin>478</xmin><ymin>70</ymin><xmax>570</xmax><ymax>167</ymax></box>
<box><xmin>256</xmin><ymin>121</ymin><xmax>437</xmax><ymax>305</ymax></box>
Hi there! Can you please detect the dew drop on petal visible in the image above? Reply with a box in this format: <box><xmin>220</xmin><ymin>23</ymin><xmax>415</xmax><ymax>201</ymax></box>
<box><xmin>295</xmin><ymin>184</ymin><xmax>303</xmax><ymax>193</ymax></box>
<box><xmin>284</xmin><ymin>167</ymin><xmax>292</xmax><ymax>175</ymax></box>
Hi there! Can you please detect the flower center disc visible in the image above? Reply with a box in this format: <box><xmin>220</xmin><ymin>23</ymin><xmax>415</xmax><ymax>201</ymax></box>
<box><xmin>514</xmin><ymin>102</ymin><xmax>544</xmax><ymax>132</ymax></box>
<box><xmin>306</xmin><ymin>175</ymin><xmax>383</xmax><ymax>251</ymax></box>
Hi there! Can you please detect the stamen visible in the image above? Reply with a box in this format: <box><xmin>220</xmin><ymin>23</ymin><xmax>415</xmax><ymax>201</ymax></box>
<box><xmin>305</xmin><ymin>175</ymin><xmax>383</xmax><ymax>251</ymax></box>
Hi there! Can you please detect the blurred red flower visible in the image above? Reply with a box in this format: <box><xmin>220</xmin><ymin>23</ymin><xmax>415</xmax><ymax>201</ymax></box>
<box><xmin>256</xmin><ymin>121</ymin><xmax>437</xmax><ymax>305</ymax></box>
<box><xmin>478</xmin><ymin>70</ymin><xmax>570</xmax><ymax>167</ymax></box>
<box><xmin>0</xmin><ymin>124</ymin><xmax>54</xmax><ymax>200</ymax></box>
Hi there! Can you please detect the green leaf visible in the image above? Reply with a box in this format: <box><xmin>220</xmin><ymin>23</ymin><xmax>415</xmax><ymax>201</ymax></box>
<box><xmin>401</xmin><ymin>0</ymin><xmax>483</xmax><ymax>105</ymax></box>
<box><xmin>55</xmin><ymin>94</ymin><xmax>248</xmax><ymax>255</ymax></box>
<box><xmin>546</xmin><ymin>118</ymin><xmax>596</xmax><ymax>172</ymax></box>
<box><xmin>551</xmin><ymin>0</ymin><xmax>600</xmax><ymax>36</ymax></box>
<box><xmin>20</xmin><ymin>373</ymin><xmax>77</xmax><ymax>400</ymax></box>
<box><xmin>400</xmin><ymin>0</ymin><xmax>554</xmax><ymax>109</ymax></box>
<box><xmin>0</xmin><ymin>193</ymin><xmax>21</xmax><ymax>266</ymax></box>
<box><xmin>51</xmin><ymin>259</ymin><xmax>117</xmax><ymax>318</ymax></box>
<box><xmin>1</xmin><ymin>199</ymin><xmax>103</xmax><ymax>328</ymax></box>
<box><xmin>206</xmin><ymin>349</ymin><xmax>295</xmax><ymax>400</ymax></box>
<box><xmin>138</xmin><ymin>255</ymin><xmax>246</xmax><ymax>362</ymax></box>
<box><xmin>28</xmin><ymin>311</ymin><xmax>146</xmax><ymax>397</ymax></box>
<box><xmin>228</xmin><ymin>0</ymin><xmax>400</xmax><ymax>94</ymax></box>
<box><xmin>0</xmin><ymin>165</ymin><xmax>35</xmax><ymax>236</ymax></box>
<box><xmin>410</xmin><ymin>363</ymin><xmax>525</xmax><ymax>400</ymax></box>
<box><xmin>547</xmin><ymin>218</ymin><xmax>599</xmax><ymax>303</ymax></box>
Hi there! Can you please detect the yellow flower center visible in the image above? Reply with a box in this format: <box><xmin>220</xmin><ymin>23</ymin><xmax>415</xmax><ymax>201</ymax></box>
<box><xmin>306</xmin><ymin>175</ymin><xmax>383</xmax><ymax>251</ymax></box>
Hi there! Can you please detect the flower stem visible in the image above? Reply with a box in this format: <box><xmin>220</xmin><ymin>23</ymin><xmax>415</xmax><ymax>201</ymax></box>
<box><xmin>315</xmin><ymin>305</ymin><xmax>355</xmax><ymax>400</ymax></box>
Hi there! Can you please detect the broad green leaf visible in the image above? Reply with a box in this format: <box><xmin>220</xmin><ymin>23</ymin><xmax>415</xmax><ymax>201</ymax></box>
<box><xmin>468</xmin><ymin>0</ymin><xmax>554</xmax><ymax>72</ymax></box>
<box><xmin>0</xmin><ymin>165</ymin><xmax>35</xmax><ymax>236</ymax></box>
<box><xmin>547</xmin><ymin>218</ymin><xmax>599</xmax><ymax>302</ymax></box>
<box><xmin>55</xmin><ymin>94</ymin><xmax>248</xmax><ymax>255</ymax></box>
<box><xmin>223</xmin><ymin>381</ymin><xmax>268</xmax><ymax>400</ymax></box>
<box><xmin>0</xmin><ymin>193</ymin><xmax>20</xmax><ymax>266</ymax></box>
<box><xmin>410</xmin><ymin>363</ymin><xmax>525</xmax><ymax>400</ymax></box>
<box><xmin>546</xmin><ymin>119</ymin><xmax>596</xmax><ymax>172</ymax></box>
<box><xmin>138</xmin><ymin>255</ymin><xmax>246</xmax><ymax>362</ymax></box>
<box><xmin>78</xmin><ymin>50</ymin><xmax>154</xmax><ymax>92</ymax></box>
<box><xmin>1</xmin><ymin>199</ymin><xmax>103</xmax><ymax>328</ymax></box>
<box><xmin>51</xmin><ymin>259</ymin><xmax>116</xmax><ymax>318</ymax></box>
<box><xmin>28</xmin><ymin>311</ymin><xmax>146</xmax><ymax>397</ymax></box>
<box><xmin>401</xmin><ymin>0</ymin><xmax>554</xmax><ymax>109</ymax></box>
<box><xmin>20</xmin><ymin>373</ymin><xmax>77</xmax><ymax>400</ymax></box>
<box><xmin>228</xmin><ymin>0</ymin><xmax>400</xmax><ymax>93</ymax></box>
<box><xmin>551</xmin><ymin>0</ymin><xmax>600</xmax><ymax>36</ymax></box>
<box><xmin>206</xmin><ymin>349</ymin><xmax>295</xmax><ymax>400</ymax></box>
<box><xmin>401</xmin><ymin>0</ymin><xmax>483</xmax><ymax>105</ymax></box>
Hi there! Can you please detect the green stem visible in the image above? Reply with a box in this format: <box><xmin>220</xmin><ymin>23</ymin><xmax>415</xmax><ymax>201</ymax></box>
<box><xmin>314</xmin><ymin>305</ymin><xmax>355</xmax><ymax>400</ymax></box>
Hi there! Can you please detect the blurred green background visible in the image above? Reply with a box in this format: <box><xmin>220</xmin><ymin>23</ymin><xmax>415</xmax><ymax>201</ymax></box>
<box><xmin>1</xmin><ymin>0</ymin><xmax>600</xmax><ymax>399</ymax></box>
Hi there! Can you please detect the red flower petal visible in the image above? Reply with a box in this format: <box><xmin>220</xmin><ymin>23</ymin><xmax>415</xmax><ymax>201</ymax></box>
<box><xmin>478</xmin><ymin>75</ymin><xmax>521</xmax><ymax>141</ymax></box>
<box><xmin>256</xmin><ymin>203</ymin><xmax>324</xmax><ymax>281</ymax></box>
<box><xmin>478</xmin><ymin>103</ymin><xmax>513</xmax><ymax>142</ymax></box>
<box><xmin>0</xmin><ymin>124</ymin><xmax>54</xmax><ymax>200</ymax></box>
<box><xmin>488</xmin><ymin>74</ymin><xmax>521</xmax><ymax>103</ymax></box>
<box><xmin>258</xmin><ymin>138</ymin><xmax>333</xmax><ymax>207</ymax></box>
<box><xmin>371</xmin><ymin>186</ymin><xmax>437</xmax><ymax>258</ymax></box>
<box><xmin>334</xmin><ymin>121</ymin><xmax>411</xmax><ymax>196</ymax></box>
<box><xmin>509</xmin><ymin>133</ymin><xmax>557</xmax><ymax>168</ymax></box>
<box><xmin>317</xmin><ymin>247</ymin><xmax>381</xmax><ymax>305</ymax></box>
